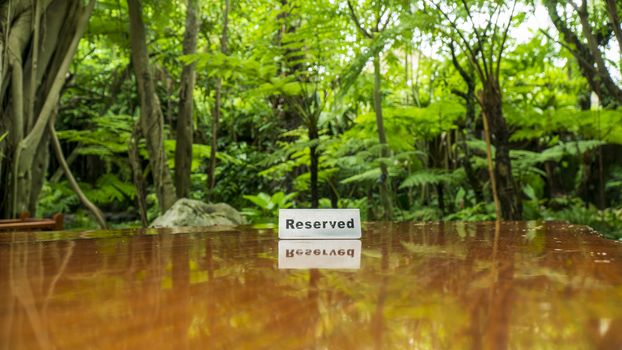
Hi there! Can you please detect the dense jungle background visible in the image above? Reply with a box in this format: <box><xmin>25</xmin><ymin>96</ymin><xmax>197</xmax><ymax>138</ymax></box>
<box><xmin>1</xmin><ymin>0</ymin><xmax>621</xmax><ymax>239</ymax></box>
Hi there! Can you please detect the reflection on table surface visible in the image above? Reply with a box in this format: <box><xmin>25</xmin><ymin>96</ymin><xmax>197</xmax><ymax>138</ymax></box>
<box><xmin>1</xmin><ymin>221</ymin><xmax>621</xmax><ymax>349</ymax></box>
<box><xmin>278</xmin><ymin>240</ymin><xmax>361</xmax><ymax>269</ymax></box>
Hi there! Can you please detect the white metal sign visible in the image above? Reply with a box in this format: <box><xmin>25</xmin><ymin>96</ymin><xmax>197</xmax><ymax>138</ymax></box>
<box><xmin>278</xmin><ymin>209</ymin><xmax>361</xmax><ymax>239</ymax></box>
<box><xmin>278</xmin><ymin>240</ymin><xmax>361</xmax><ymax>269</ymax></box>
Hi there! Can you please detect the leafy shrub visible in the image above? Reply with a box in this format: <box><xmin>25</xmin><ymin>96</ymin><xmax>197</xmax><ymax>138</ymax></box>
<box><xmin>242</xmin><ymin>191</ymin><xmax>298</xmax><ymax>224</ymax></box>
<box><xmin>542</xmin><ymin>202</ymin><xmax>622</xmax><ymax>240</ymax></box>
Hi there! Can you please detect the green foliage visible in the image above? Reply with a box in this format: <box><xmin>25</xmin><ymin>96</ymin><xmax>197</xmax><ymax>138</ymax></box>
<box><xmin>24</xmin><ymin>0</ymin><xmax>622</xmax><ymax>240</ymax></box>
<box><xmin>37</xmin><ymin>182</ymin><xmax>80</xmax><ymax>216</ymax></box>
<box><xmin>444</xmin><ymin>203</ymin><xmax>496</xmax><ymax>221</ymax></box>
<box><xmin>57</xmin><ymin>113</ymin><xmax>134</xmax><ymax>170</ymax></box>
<box><xmin>341</xmin><ymin>168</ymin><xmax>381</xmax><ymax>185</ymax></box>
<box><xmin>82</xmin><ymin>174</ymin><xmax>136</xmax><ymax>205</ymax></box>
<box><xmin>542</xmin><ymin>202</ymin><xmax>622</xmax><ymax>241</ymax></box>
<box><xmin>400</xmin><ymin>169</ymin><xmax>463</xmax><ymax>189</ymax></box>
<box><xmin>242</xmin><ymin>191</ymin><xmax>298</xmax><ymax>224</ymax></box>
<box><xmin>0</xmin><ymin>132</ymin><xmax>7</xmax><ymax>159</ymax></box>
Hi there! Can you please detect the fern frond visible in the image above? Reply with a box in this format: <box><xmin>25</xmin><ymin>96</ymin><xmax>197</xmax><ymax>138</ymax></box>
<box><xmin>341</xmin><ymin>168</ymin><xmax>381</xmax><ymax>184</ymax></box>
<box><xmin>399</xmin><ymin>169</ymin><xmax>459</xmax><ymax>189</ymax></box>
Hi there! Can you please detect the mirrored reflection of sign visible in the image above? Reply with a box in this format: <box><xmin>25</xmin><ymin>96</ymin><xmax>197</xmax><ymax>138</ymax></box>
<box><xmin>278</xmin><ymin>240</ymin><xmax>361</xmax><ymax>269</ymax></box>
<box><xmin>278</xmin><ymin>209</ymin><xmax>361</xmax><ymax>239</ymax></box>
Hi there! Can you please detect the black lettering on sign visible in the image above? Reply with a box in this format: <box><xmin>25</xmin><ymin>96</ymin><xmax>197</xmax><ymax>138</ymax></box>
<box><xmin>284</xmin><ymin>247</ymin><xmax>359</xmax><ymax>258</ymax></box>
<box><xmin>283</xmin><ymin>218</ymin><xmax>357</xmax><ymax>230</ymax></box>
<box><xmin>286</xmin><ymin>219</ymin><xmax>294</xmax><ymax>229</ymax></box>
<box><xmin>347</xmin><ymin>218</ymin><xmax>354</xmax><ymax>228</ymax></box>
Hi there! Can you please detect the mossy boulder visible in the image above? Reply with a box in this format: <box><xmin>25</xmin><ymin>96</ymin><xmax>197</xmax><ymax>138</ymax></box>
<box><xmin>150</xmin><ymin>199</ymin><xmax>245</xmax><ymax>228</ymax></box>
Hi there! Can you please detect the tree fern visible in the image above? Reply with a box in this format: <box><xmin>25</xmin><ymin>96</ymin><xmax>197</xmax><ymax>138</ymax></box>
<box><xmin>341</xmin><ymin>168</ymin><xmax>381</xmax><ymax>185</ymax></box>
<box><xmin>82</xmin><ymin>174</ymin><xmax>137</xmax><ymax>205</ymax></box>
<box><xmin>399</xmin><ymin>168</ymin><xmax>463</xmax><ymax>189</ymax></box>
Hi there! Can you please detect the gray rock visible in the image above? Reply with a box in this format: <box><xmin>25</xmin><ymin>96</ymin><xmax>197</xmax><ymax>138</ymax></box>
<box><xmin>150</xmin><ymin>199</ymin><xmax>245</xmax><ymax>228</ymax></box>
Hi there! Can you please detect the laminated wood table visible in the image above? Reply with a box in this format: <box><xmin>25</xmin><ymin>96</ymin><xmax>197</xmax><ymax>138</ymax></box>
<box><xmin>1</xmin><ymin>221</ymin><xmax>621</xmax><ymax>349</ymax></box>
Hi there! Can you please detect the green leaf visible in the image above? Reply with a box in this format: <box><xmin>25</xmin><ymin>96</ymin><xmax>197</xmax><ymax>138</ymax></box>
<box><xmin>341</xmin><ymin>168</ymin><xmax>381</xmax><ymax>184</ymax></box>
<box><xmin>399</xmin><ymin>169</ymin><xmax>457</xmax><ymax>189</ymax></box>
<box><xmin>243</xmin><ymin>193</ymin><xmax>273</xmax><ymax>210</ymax></box>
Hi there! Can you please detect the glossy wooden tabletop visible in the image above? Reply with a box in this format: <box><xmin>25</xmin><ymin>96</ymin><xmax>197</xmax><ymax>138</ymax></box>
<box><xmin>1</xmin><ymin>221</ymin><xmax>621</xmax><ymax>349</ymax></box>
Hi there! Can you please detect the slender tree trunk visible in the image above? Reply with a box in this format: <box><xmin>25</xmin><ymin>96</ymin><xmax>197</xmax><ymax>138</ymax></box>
<box><xmin>372</xmin><ymin>53</ymin><xmax>392</xmax><ymax>220</ymax></box>
<box><xmin>127</xmin><ymin>0</ymin><xmax>177</xmax><ymax>213</ymax></box>
<box><xmin>448</xmin><ymin>41</ymin><xmax>484</xmax><ymax>203</ymax></box>
<box><xmin>481</xmin><ymin>81</ymin><xmax>522</xmax><ymax>220</ymax></box>
<box><xmin>598</xmin><ymin>145</ymin><xmax>605</xmax><ymax>210</ymax></box>
<box><xmin>461</xmin><ymin>91</ymin><xmax>484</xmax><ymax>203</ymax></box>
<box><xmin>207</xmin><ymin>0</ymin><xmax>230</xmax><ymax>193</ymax></box>
<box><xmin>309</xmin><ymin>123</ymin><xmax>319</xmax><ymax>208</ymax></box>
<box><xmin>208</xmin><ymin>78</ymin><xmax>221</xmax><ymax>192</ymax></box>
<box><xmin>175</xmin><ymin>0</ymin><xmax>199</xmax><ymax>199</ymax></box>
<box><xmin>482</xmin><ymin>110</ymin><xmax>501</xmax><ymax>220</ymax></box>
<box><xmin>436</xmin><ymin>184</ymin><xmax>445</xmax><ymax>216</ymax></box>
<box><xmin>460</xmin><ymin>130</ymin><xmax>484</xmax><ymax>203</ymax></box>
<box><xmin>129</xmin><ymin>123</ymin><xmax>148</xmax><ymax>227</ymax></box>
<box><xmin>544</xmin><ymin>161</ymin><xmax>560</xmax><ymax>197</ymax></box>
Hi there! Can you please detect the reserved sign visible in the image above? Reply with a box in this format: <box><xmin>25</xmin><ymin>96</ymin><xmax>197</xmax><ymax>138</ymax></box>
<box><xmin>278</xmin><ymin>240</ymin><xmax>361</xmax><ymax>269</ymax></box>
<box><xmin>278</xmin><ymin>209</ymin><xmax>361</xmax><ymax>239</ymax></box>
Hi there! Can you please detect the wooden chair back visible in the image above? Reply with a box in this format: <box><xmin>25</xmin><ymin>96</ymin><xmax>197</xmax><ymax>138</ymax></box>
<box><xmin>0</xmin><ymin>212</ymin><xmax>64</xmax><ymax>232</ymax></box>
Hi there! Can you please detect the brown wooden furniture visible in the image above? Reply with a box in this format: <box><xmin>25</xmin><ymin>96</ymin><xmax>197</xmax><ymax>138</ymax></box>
<box><xmin>0</xmin><ymin>212</ymin><xmax>64</xmax><ymax>231</ymax></box>
<box><xmin>1</xmin><ymin>222</ymin><xmax>621</xmax><ymax>349</ymax></box>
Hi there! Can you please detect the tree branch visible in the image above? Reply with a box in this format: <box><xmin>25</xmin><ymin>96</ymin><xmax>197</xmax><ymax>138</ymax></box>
<box><xmin>605</xmin><ymin>0</ymin><xmax>622</xmax><ymax>53</ymax></box>
<box><xmin>380</xmin><ymin>12</ymin><xmax>393</xmax><ymax>32</ymax></box>
<box><xmin>347</xmin><ymin>0</ymin><xmax>371</xmax><ymax>38</ymax></box>
<box><xmin>460</xmin><ymin>0</ymin><xmax>490</xmax><ymax>79</ymax></box>
<box><xmin>573</xmin><ymin>0</ymin><xmax>622</xmax><ymax>103</ymax></box>
<box><xmin>375</xmin><ymin>5</ymin><xmax>387</xmax><ymax>33</ymax></box>
<box><xmin>49</xmin><ymin>116</ymin><xmax>107</xmax><ymax>229</ymax></box>
<box><xmin>488</xmin><ymin>3</ymin><xmax>503</xmax><ymax>74</ymax></box>
<box><xmin>430</xmin><ymin>0</ymin><xmax>486</xmax><ymax>81</ymax></box>
<box><xmin>451</xmin><ymin>88</ymin><xmax>468</xmax><ymax>100</ymax></box>
<box><xmin>495</xmin><ymin>0</ymin><xmax>517</xmax><ymax>79</ymax></box>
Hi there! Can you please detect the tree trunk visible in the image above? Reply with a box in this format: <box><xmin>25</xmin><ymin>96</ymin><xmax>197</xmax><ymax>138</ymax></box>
<box><xmin>0</xmin><ymin>0</ymin><xmax>95</xmax><ymax>218</ymax></box>
<box><xmin>127</xmin><ymin>0</ymin><xmax>177</xmax><ymax>213</ymax></box>
<box><xmin>207</xmin><ymin>0</ymin><xmax>230</xmax><ymax>193</ymax></box>
<box><xmin>460</xmin><ymin>129</ymin><xmax>484</xmax><ymax>203</ymax></box>
<box><xmin>175</xmin><ymin>0</ymin><xmax>199</xmax><ymax>199</ymax></box>
<box><xmin>372</xmin><ymin>53</ymin><xmax>392</xmax><ymax>220</ymax></box>
<box><xmin>448</xmin><ymin>41</ymin><xmax>484</xmax><ymax>203</ymax></box>
<box><xmin>309</xmin><ymin>123</ymin><xmax>319</xmax><ymax>208</ymax></box>
<box><xmin>545</xmin><ymin>0</ymin><xmax>622</xmax><ymax>108</ymax></box>
<box><xmin>481</xmin><ymin>80</ymin><xmax>522</xmax><ymax>220</ymax></box>
<box><xmin>129</xmin><ymin>122</ymin><xmax>149</xmax><ymax>227</ymax></box>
